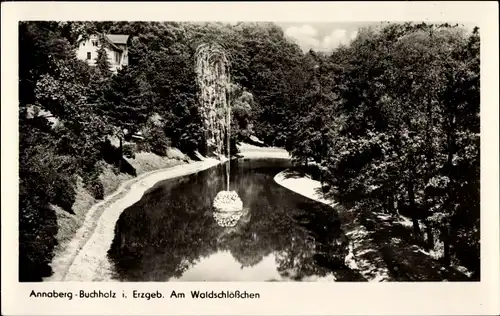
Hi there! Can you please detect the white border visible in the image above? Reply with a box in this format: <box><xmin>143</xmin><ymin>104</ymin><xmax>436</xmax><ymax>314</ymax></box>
<box><xmin>2</xmin><ymin>2</ymin><xmax>499</xmax><ymax>315</ymax></box>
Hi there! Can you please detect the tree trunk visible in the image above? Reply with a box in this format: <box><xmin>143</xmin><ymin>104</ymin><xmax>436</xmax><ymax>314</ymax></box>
<box><xmin>424</xmin><ymin>219</ymin><xmax>435</xmax><ymax>250</ymax></box>
<box><xmin>387</xmin><ymin>193</ymin><xmax>395</xmax><ymax>215</ymax></box>
<box><xmin>407</xmin><ymin>180</ymin><xmax>422</xmax><ymax>240</ymax></box>
<box><xmin>119</xmin><ymin>136</ymin><xmax>123</xmax><ymax>172</ymax></box>
<box><xmin>441</xmin><ymin>224</ymin><xmax>451</xmax><ymax>266</ymax></box>
<box><xmin>412</xmin><ymin>216</ymin><xmax>421</xmax><ymax>240</ymax></box>
<box><xmin>425</xmin><ymin>86</ymin><xmax>433</xmax><ymax>173</ymax></box>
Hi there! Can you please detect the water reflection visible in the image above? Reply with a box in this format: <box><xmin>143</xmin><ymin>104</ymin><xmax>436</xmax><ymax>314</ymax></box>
<box><xmin>108</xmin><ymin>159</ymin><xmax>365</xmax><ymax>281</ymax></box>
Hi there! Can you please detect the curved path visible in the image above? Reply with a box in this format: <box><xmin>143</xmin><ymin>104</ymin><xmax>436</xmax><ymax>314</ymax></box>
<box><xmin>46</xmin><ymin>158</ymin><xmax>220</xmax><ymax>281</ymax></box>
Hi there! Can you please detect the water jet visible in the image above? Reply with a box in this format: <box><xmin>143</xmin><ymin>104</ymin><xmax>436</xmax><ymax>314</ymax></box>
<box><xmin>195</xmin><ymin>43</ymin><xmax>243</xmax><ymax>226</ymax></box>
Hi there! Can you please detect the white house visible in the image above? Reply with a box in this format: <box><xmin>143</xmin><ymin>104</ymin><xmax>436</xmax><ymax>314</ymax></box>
<box><xmin>76</xmin><ymin>34</ymin><xmax>130</xmax><ymax>73</ymax></box>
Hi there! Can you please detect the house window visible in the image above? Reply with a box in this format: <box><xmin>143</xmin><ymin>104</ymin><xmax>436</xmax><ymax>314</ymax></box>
<box><xmin>92</xmin><ymin>40</ymin><xmax>98</xmax><ymax>47</ymax></box>
<box><xmin>87</xmin><ymin>52</ymin><xmax>91</xmax><ymax>60</ymax></box>
<box><xmin>114</xmin><ymin>51</ymin><xmax>121</xmax><ymax>63</ymax></box>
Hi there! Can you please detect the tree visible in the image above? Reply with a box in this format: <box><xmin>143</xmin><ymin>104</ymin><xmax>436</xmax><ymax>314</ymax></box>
<box><xmin>288</xmin><ymin>22</ymin><xmax>480</xmax><ymax>274</ymax></box>
<box><xmin>95</xmin><ymin>39</ymin><xmax>112</xmax><ymax>77</ymax></box>
<box><xmin>19</xmin><ymin>22</ymin><xmax>112</xmax><ymax>280</ymax></box>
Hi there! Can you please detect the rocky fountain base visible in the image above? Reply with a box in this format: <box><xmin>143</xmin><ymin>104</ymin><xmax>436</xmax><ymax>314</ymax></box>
<box><xmin>213</xmin><ymin>190</ymin><xmax>243</xmax><ymax>227</ymax></box>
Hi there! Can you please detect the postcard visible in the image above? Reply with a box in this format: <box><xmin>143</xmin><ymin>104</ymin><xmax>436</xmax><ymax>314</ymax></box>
<box><xmin>1</xmin><ymin>1</ymin><xmax>499</xmax><ymax>315</ymax></box>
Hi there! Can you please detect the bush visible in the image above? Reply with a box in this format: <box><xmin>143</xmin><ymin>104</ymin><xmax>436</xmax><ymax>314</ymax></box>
<box><xmin>99</xmin><ymin>139</ymin><xmax>122</xmax><ymax>166</ymax></box>
<box><xmin>142</xmin><ymin>126</ymin><xmax>171</xmax><ymax>156</ymax></box>
<box><xmin>21</xmin><ymin>143</ymin><xmax>77</xmax><ymax>213</ymax></box>
<box><xmin>50</xmin><ymin>173</ymin><xmax>77</xmax><ymax>212</ymax></box>
<box><xmin>84</xmin><ymin>173</ymin><xmax>104</xmax><ymax>200</ymax></box>
<box><xmin>122</xmin><ymin>143</ymin><xmax>136</xmax><ymax>159</ymax></box>
<box><xmin>19</xmin><ymin>179</ymin><xmax>58</xmax><ymax>281</ymax></box>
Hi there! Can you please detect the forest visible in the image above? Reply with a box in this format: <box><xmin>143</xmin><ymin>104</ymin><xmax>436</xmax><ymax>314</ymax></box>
<box><xmin>19</xmin><ymin>21</ymin><xmax>479</xmax><ymax>281</ymax></box>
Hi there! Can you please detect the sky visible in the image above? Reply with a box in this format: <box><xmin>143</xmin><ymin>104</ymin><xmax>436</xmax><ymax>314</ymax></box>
<box><xmin>275</xmin><ymin>22</ymin><xmax>378</xmax><ymax>52</ymax></box>
<box><xmin>274</xmin><ymin>21</ymin><xmax>477</xmax><ymax>53</ymax></box>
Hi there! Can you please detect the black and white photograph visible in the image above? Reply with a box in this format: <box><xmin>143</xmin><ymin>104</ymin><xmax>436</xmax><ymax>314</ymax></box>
<box><xmin>17</xmin><ymin>18</ymin><xmax>482</xmax><ymax>283</ymax></box>
<box><xmin>3</xmin><ymin>2</ymin><xmax>499</xmax><ymax>315</ymax></box>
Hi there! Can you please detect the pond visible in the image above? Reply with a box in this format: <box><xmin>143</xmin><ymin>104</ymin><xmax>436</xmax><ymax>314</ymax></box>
<box><xmin>107</xmin><ymin>158</ymin><xmax>365</xmax><ymax>282</ymax></box>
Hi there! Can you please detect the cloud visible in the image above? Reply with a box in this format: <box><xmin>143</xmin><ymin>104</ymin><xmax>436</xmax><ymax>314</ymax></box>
<box><xmin>323</xmin><ymin>29</ymin><xmax>348</xmax><ymax>49</ymax></box>
<box><xmin>284</xmin><ymin>25</ymin><xmax>321</xmax><ymax>52</ymax></box>
<box><xmin>284</xmin><ymin>24</ymin><xmax>357</xmax><ymax>52</ymax></box>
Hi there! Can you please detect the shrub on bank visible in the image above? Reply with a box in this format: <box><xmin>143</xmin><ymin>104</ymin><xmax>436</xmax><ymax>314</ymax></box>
<box><xmin>122</xmin><ymin>143</ymin><xmax>136</xmax><ymax>159</ymax></box>
<box><xmin>19</xmin><ymin>170</ymin><xmax>60</xmax><ymax>281</ymax></box>
<box><xmin>138</xmin><ymin>126</ymin><xmax>171</xmax><ymax>157</ymax></box>
<box><xmin>19</xmin><ymin>201</ymin><xmax>58</xmax><ymax>282</ymax></box>
<box><xmin>84</xmin><ymin>173</ymin><xmax>105</xmax><ymax>200</ymax></box>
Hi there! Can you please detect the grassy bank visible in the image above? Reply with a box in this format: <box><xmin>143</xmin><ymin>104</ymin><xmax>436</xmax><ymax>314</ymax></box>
<box><xmin>49</xmin><ymin>149</ymin><xmax>190</xmax><ymax>277</ymax></box>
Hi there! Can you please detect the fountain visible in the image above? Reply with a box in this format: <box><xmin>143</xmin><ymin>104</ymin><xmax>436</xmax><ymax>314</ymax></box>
<box><xmin>195</xmin><ymin>43</ymin><xmax>243</xmax><ymax>227</ymax></box>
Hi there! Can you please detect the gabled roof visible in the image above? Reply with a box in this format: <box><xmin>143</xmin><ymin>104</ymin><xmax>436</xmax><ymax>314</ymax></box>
<box><xmin>105</xmin><ymin>34</ymin><xmax>130</xmax><ymax>45</ymax></box>
<box><xmin>77</xmin><ymin>33</ymin><xmax>129</xmax><ymax>51</ymax></box>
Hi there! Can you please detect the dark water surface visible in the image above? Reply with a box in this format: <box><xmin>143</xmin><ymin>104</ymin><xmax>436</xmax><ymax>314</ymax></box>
<box><xmin>108</xmin><ymin>158</ymin><xmax>365</xmax><ymax>281</ymax></box>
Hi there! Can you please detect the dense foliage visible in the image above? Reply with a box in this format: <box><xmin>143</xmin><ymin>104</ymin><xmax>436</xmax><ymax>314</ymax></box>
<box><xmin>18</xmin><ymin>21</ymin><xmax>479</xmax><ymax>281</ymax></box>
<box><xmin>286</xmin><ymin>23</ymin><xmax>480</xmax><ymax>277</ymax></box>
